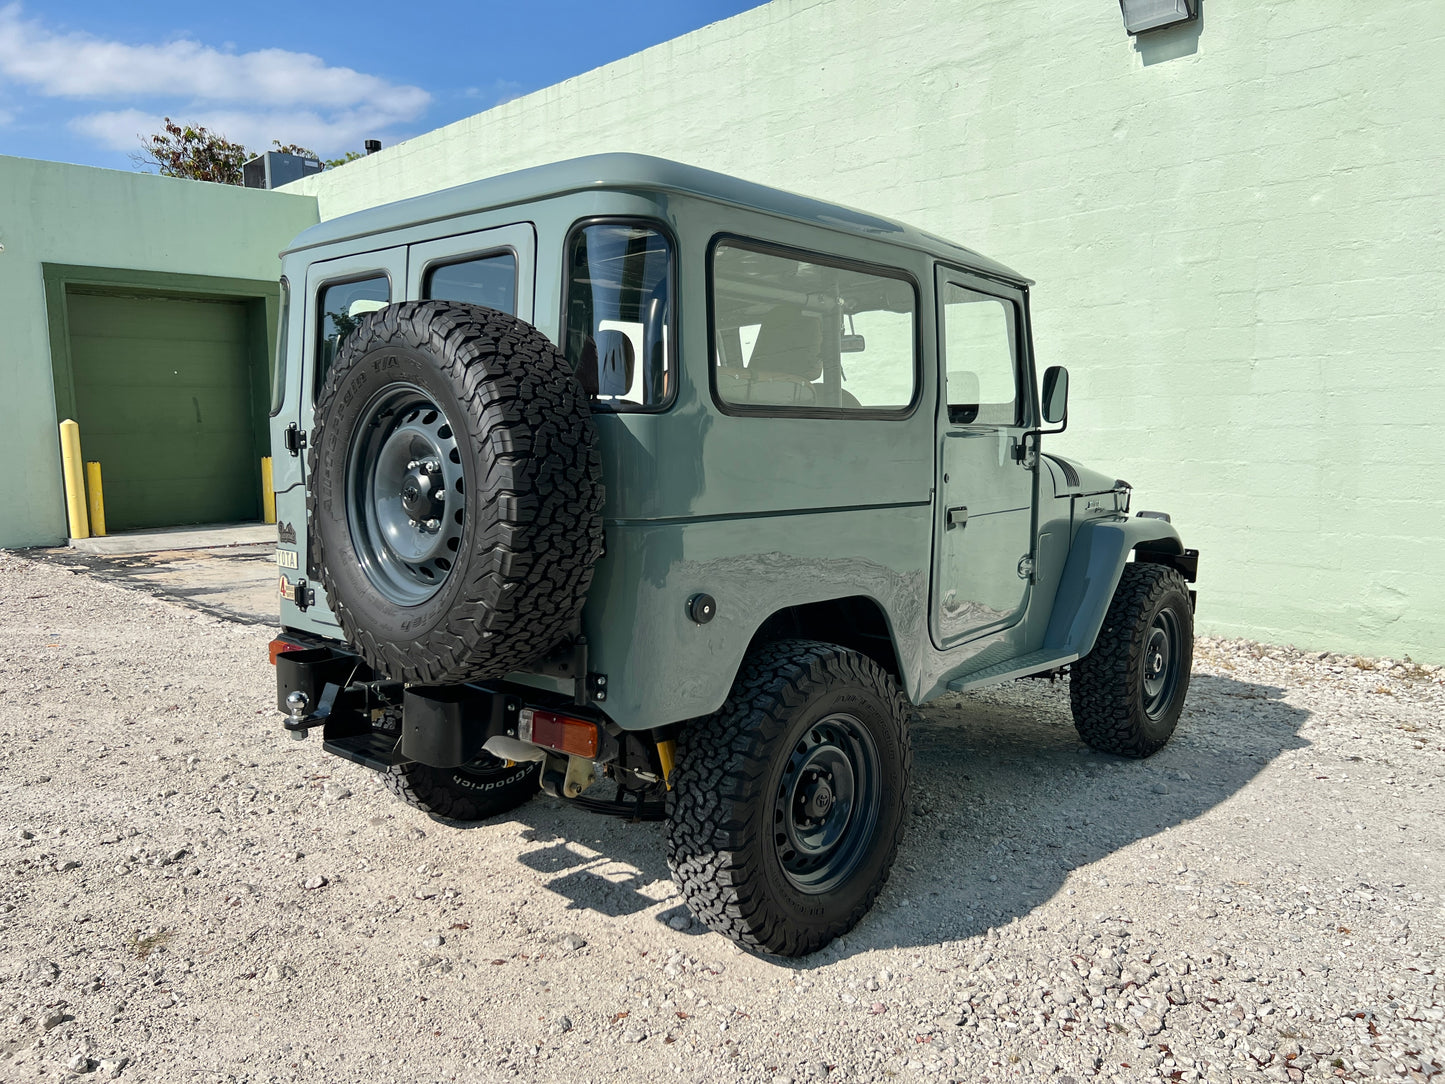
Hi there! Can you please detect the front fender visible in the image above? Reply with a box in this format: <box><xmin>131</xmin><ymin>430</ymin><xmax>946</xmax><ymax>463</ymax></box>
<box><xmin>1042</xmin><ymin>518</ymin><xmax>1192</xmax><ymax>659</ymax></box>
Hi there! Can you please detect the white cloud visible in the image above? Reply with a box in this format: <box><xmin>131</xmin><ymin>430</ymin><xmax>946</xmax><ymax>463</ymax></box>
<box><xmin>0</xmin><ymin>3</ymin><xmax>429</xmax><ymax>154</ymax></box>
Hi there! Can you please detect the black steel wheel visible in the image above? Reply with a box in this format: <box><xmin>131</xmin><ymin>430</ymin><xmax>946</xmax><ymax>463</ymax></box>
<box><xmin>308</xmin><ymin>302</ymin><xmax>603</xmax><ymax>684</ymax></box>
<box><xmin>772</xmin><ymin>713</ymin><xmax>881</xmax><ymax>894</ymax></box>
<box><xmin>1070</xmin><ymin>562</ymin><xmax>1194</xmax><ymax>757</ymax></box>
<box><xmin>667</xmin><ymin>640</ymin><xmax>911</xmax><ymax>957</ymax></box>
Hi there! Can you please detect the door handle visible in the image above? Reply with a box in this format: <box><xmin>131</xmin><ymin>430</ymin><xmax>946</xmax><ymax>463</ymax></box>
<box><xmin>947</xmin><ymin>505</ymin><xmax>968</xmax><ymax>530</ymax></box>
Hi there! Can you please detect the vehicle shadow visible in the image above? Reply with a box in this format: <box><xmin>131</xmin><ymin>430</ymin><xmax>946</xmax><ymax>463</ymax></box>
<box><xmin>30</xmin><ymin>546</ymin><xmax>277</xmax><ymax>626</ymax></box>
<box><xmin>483</xmin><ymin>669</ymin><xmax>1309</xmax><ymax>960</ymax></box>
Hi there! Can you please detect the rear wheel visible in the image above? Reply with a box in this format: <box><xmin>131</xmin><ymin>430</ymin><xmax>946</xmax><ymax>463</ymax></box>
<box><xmin>1070</xmin><ymin>562</ymin><xmax>1193</xmax><ymax>757</ymax></box>
<box><xmin>667</xmin><ymin>640</ymin><xmax>911</xmax><ymax>957</ymax></box>
<box><xmin>383</xmin><ymin>756</ymin><xmax>539</xmax><ymax>822</ymax></box>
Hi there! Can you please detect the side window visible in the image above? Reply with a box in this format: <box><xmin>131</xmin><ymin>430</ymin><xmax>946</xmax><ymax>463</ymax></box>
<box><xmin>939</xmin><ymin>282</ymin><xmax>1021</xmax><ymax>426</ymax></box>
<box><xmin>424</xmin><ymin>251</ymin><xmax>517</xmax><ymax>313</ymax></box>
<box><xmin>315</xmin><ymin>275</ymin><xmax>389</xmax><ymax>396</ymax></box>
<box><xmin>711</xmin><ymin>241</ymin><xmax>916</xmax><ymax>413</ymax></box>
<box><xmin>563</xmin><ymin>223</ymin><xmax>673</xmax><ymax>411</ymax></box>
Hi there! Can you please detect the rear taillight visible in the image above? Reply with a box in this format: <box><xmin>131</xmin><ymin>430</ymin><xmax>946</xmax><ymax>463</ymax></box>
<box><xmin>268</xmin><ymin>638</ymin><xmax>305</xmax><ymax>666</ymax></box>
<box><xmin>517</xmin><ymin>708</ymin><xmax>599</xmax><ymax>758</ymax></box>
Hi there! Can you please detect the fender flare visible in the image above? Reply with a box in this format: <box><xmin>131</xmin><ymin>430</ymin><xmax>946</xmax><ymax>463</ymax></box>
<box><xmin>1042</xmin><ymin>518</ymin><xmax>1197</xmax><ymax>659</ymax></box>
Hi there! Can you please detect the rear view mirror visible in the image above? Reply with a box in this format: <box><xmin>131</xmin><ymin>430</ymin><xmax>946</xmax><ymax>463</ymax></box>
<box><xmin>841</xmin><ymin>333</ymin><xmax>866</xmax><ymax>353</ymax></box>
<box><xmin>1042</xmin><ymin>365</ymin><xmax>1069</xmax><ymax>425</ymax></box>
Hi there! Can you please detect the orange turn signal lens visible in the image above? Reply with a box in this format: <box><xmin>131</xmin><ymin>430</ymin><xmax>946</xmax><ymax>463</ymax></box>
<box><xmin>268</xmin><ymin>638</ymin><xmax>305</xmax><ymax>666</ymax></box>
<box><xmin>517</xmin><ymin>708</ymin><xmax>599</xmax><ymax>759</ymax></box>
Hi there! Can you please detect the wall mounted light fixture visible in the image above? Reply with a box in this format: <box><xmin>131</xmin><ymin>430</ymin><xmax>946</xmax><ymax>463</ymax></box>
<box><xmin>1119</xmin><ymin>0</ymin><xmax>1198</xmax><ymax>34</ymax></box>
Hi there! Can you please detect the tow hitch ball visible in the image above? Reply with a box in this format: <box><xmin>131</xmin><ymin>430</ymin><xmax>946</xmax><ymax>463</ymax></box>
<box><xmin>283</xmin><ymin>687</ymin><xmax>335</xmax><ymax>741</ymax></box>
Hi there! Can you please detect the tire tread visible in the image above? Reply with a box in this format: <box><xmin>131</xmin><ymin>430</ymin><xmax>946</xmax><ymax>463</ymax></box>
<box><xmin>1070</xmin><ymin>563</ymin><xmax>1193</xmax><ymax>757</ymax></box>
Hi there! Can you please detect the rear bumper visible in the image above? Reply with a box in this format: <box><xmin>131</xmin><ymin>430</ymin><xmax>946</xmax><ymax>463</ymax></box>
<box><xmin>269</xmin><ymin>631</ymin><xmax>609</xmax><ymax>771</ymax></box>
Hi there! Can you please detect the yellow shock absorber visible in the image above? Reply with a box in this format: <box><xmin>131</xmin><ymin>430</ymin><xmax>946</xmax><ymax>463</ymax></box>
<box><xmin>84</xmin><ymin>461</ymin><xmax>106</xmax><ymax>536</ymax></box>
<box><xmin>656</xmin><ymin>738</ymin><xmax>677</xmax><ymax>790</ymax></box>
<box><xmin>58</xmin><ymin>419</ymin><xmax>89</xmax><ymax>540</ymax></box>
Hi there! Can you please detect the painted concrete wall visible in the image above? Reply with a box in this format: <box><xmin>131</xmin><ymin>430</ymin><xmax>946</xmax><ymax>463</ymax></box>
<box><xmin>290</xmin><ymin>0</ymin><xmax>1445</xmax><ymax>663</ymax></box>
<box><xmin>0</xmin><ymin>156</ymin><xmax>318</xmax><ymax>549</ymax></box>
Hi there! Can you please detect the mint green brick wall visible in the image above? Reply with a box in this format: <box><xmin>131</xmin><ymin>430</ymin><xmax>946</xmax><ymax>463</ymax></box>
<box><xmin>0</xmin><ymin>156</ymin><xmax>318</xmax><ymax>549</ymax></box>
<box><xmin>289</xmin><ymin>0</ymin><xmax>1445</xmax><ymax>662</ymax></box>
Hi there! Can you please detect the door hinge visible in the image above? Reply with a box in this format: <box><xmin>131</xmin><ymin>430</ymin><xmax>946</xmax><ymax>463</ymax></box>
<box><xmin>1017</xmin><ymin>555</ymin><xmax>1035</xmax><ymax>582</ymax></box>
<box><xmin>283</xmin><ymin>424</ymin><xmax>307</xmax><ymax>457</ymax></box>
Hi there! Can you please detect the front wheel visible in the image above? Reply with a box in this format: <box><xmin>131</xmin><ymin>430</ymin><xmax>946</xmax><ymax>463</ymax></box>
<box><xmin>1070</xmin><ymin>562</ymin><xmax>1194</xmax><ymax>757</ymax></box>
<box><xmin>666</xmin><ymin>640</ymin><xmax>912</xmax><ymax>957</ymax></box>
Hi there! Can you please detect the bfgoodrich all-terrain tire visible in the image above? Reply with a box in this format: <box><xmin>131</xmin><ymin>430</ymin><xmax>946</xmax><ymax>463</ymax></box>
<box><xmin>308</xmin><ymin>302</ymin><xmax>603</xmax><ymax>685</ymax></box>
<box><xmin>666</xmin><ymin>640</ymin><xmax>912</xmax><ymax>957</ymax></box>
<box><xmin>382</xmin><ymin>756</ymin><xmax>539</xmax><ymax>823</ymax></box>
<box><xmin>1070</xmin><ymin>562</ymin><xmax>1194</xmax><ymax>757</ymax></box>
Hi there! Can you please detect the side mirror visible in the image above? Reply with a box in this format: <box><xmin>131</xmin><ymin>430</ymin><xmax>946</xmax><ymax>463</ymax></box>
<box><xmin>1042</xmin><ymin>365</ymin><xmax>1069</xmax><ymax>426</ymax></box>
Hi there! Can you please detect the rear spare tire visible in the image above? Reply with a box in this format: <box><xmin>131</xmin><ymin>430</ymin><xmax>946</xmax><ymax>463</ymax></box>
<box><xmin>308</xmin><ymin>302</ymin><xmax>603</xmax><ymax>684</ymax></box>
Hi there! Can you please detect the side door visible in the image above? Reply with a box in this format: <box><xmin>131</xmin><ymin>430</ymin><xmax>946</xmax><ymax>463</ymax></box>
<box><xmin>406</xmin><ymin>223</ymin><xmax>536</xmax><ymax>320</ymax></box>
<box><xmin>930</xmin><ymin>268</ymin><xmax>1037</xmax><ymax>649</ymax></box>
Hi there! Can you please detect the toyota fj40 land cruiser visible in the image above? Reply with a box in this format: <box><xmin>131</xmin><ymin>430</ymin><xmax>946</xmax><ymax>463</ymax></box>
<box><xmin>268</xmin><ymin>154</ymin><xmax>1198</xmax><ymax>957</ymax></box>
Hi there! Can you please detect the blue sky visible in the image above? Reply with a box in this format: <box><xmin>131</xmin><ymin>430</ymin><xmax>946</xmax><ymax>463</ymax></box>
<box><xmin>0</xmin><ymin>1</ymin><xmax>768</xmax><ymax>171</ymax></box>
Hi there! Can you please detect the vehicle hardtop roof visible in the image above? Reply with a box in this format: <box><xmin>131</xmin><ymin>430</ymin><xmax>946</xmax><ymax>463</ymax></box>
<box><xmin>283</xmin><ymin>153</ymin><xmax>1029</xmax><ymax>285</ymax></box>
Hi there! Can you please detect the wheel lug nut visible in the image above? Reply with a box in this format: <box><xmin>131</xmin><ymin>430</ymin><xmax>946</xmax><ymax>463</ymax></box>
<box><xmin>408</xmin><ymin>519</ymin><xmax>418</xmax><ymax>528</ymax></box>
<box><xmin>406</xmin><ymin>459</ymin><xmax>419</xmax><ymax>470</ymax></box>
<box><xmin>424</xmin><ymin>518</ymin><xmax>440</xmax><ymax>531</ymax></box>
<box><xmin>424</xmin><ymin>459</ymin><xmax>441</xmax><ymax>473</ymax></box>
<box><xmin>433</xmin><ymin>489</ymin><xmax>446</xmax><ymax>501</ymax></box>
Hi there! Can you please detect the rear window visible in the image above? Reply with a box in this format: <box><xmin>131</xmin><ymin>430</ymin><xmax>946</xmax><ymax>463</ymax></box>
<box><xmin>562</xmin><ymin>222</ymin><xmax>673</xmax><ymax>411</ymax></box>
<box><xmin>269</xmin><ymin>276</ymin><xmax>290</xmax><ymax>417</ymax></box>
<box><xmin>711</xmin><ymin>241</ymin><xmax>917</xmax><ymax>415</ymax></box>
<box><xmin>424</xmin><ymin>251</ymin><xmax>517</xmax><ymax>313</ymax></box>
<box><xmin>315</xmin><ymin>274</ymin><xmax>389</xmax><ymax>397</ymax></box>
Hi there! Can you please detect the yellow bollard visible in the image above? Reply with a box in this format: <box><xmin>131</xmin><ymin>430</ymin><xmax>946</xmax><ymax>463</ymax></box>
<box><xmin>85</xmin><ymin>462</ymin><xmax>106</xmax><ymax>536</ymax></box>
<box><xmin>58</xmin><ymin>419</ymin><xmax>89</xmax><ymax>540</ymax></box>
<box><xmin>261</xmin><ymin>457</ymin><xmax>276</xmax><ymax>524</ymax></box>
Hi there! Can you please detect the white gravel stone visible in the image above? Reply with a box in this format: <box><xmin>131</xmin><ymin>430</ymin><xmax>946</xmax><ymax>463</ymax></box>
<box><xmin>2</xmin><ymin>557</ymin><xmax>1442</xmax><ymax>1084</ymax></box>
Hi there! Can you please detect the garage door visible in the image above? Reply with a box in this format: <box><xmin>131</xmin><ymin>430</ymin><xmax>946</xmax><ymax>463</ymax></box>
<box><xmin>66</xmin><ymin>288</ymin><xmax>262</xmax><ymax>532</ymax></box>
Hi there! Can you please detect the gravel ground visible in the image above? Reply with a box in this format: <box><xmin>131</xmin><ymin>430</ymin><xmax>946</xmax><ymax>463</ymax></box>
<box><xmin>0</xmin><ymin>550</ymin><xmax>1441</xmax><ymax>1084</ymax></box>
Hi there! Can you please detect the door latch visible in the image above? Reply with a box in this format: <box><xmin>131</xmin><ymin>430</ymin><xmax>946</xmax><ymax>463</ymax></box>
<box><xmin>1017</xmin><ymin>555</ymin><xmax>1035</xmax><ymax>581</ymax></box>
<box><xmin>947</xmin><ymin>506</ymin><xmax>969</xmax><ymax>530</ymax></box>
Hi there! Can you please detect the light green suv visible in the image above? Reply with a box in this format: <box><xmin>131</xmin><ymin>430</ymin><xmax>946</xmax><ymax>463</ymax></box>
<box><xmin>268</xmin><ymin>154</ymin><xmax>1199</xmax><ymax>957</ymax></box>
